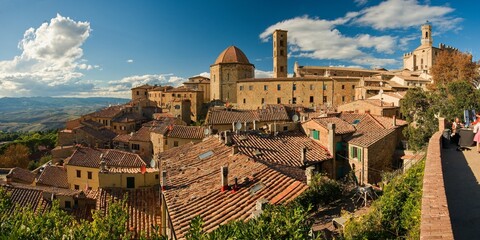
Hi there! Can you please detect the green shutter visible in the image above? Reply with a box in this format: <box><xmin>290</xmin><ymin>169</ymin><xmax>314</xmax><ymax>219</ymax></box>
<box><xmin>312</xmin><ymin>130</ymin><xmax>319</xmax><ymax>140</ymax></box>
<box><xmin>357</xmin><ymin>148</ymin><xmax>362</xmax><ymax>162</ymax></box>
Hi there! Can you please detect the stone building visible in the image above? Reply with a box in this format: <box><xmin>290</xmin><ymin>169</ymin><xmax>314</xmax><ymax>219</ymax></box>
<box><xmin>183</xmin><ymin>75</ymin><xmax>211</xmax><ymax>103</ymax></box>
<box><xmin>210</xmin><ymin>46</ymin><xmax>255</xmax><ymax>103</ymax></box>
<box><xmin>337</xmin><ymin>99</ymin><xmax>400</xmax><ymax>118</ymax></box>
<box><xmin>403</xmin><ymin>22</ymin><xmax>458</xmax><ymax>73</ymax></box>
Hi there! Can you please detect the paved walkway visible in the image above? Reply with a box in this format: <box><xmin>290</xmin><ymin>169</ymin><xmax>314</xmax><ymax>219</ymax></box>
<box><xmin>442</xmin><ymin>144</ymin><xmax>480</xmax><ymax>239</ymax></box>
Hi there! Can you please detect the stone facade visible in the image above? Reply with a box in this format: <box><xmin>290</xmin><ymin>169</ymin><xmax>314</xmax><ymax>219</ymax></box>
<box><xmin>147</xmin><ymin>87</ymin><xmax>203</xmax><ymax>122</ymax></box>
<box><xmin>273</xmin><ymin>30</ymin><xmax>288</xmax><ymax>78</ymax></box>
<box><xmin>183</xmin><ymin>76</ymin><xmax>211</xmax><ymax>103</ymax></box>
<box><xmin>337</xmin><ymin>99</ymin><xmax>400</xmax><ymax>117</ymax></box>
<box><xmin>210</xmin><ymin>46</ymin><xmax>255</xmax><ymax>103</ymax></box>
<box><xmin>236</xmin><ymin>77</ymin><xmax>359</xmax><ymax>110</ymax></box>
<box><xmin>403</xmin><ymin>23</ymin><xmax>458</xmax><ymax>73</ymax></box>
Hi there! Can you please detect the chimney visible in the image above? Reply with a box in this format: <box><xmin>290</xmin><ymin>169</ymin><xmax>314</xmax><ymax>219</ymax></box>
<box><xmin>232</xmin><ymin>145</ymin><xmax>239</xmax><ymax>155</ymax></box>
<box><xmin>392</xmin><ymin>115</ymin><xmax>397</xmax><ymax>127</ymax></box>
<box><xmin>327</xmin><ymin>123</ymin><xmax>336</xmax><ymax>179</ymax></box>
<box><xmin>305</xmin><ymin>166</ymin><xmax>315</xmax><ymax>185</ymax></box>
<box><xmin>161</xmin><ymin>170</ymin><xmax>167</xmax><ymax>190</ymax></box>
<box><xmin>300</xmin><ymin>146</ymin><xmax>307</xmax><ymax>166</ymax></box>
<box><xmin>251</xmin><ymin>198</ymin><xmax>269</xmax><ymax>218</ymax></box>
<box><xmin>232</xmin><ymin>122</ymin><xmax>235</xmax><ymax>132</ymax></box>
<box><xmin>225</xmin><ymin>133</ymin><xmax>232</xmax><ymax>146</ymax></box>
<box><xmin>221</xmin><ymin>166</ymin><xmax>229</xmax><ymax>192</ymax></box>
<box><xmin>99</xmin><ymin>153</ymin><xmax>108</xmax><ymax>173</ymax></box>
<box><xmin>253</xmin><ymin>120</ymin><xmax>256</xmax><ymax>130</ymax></box>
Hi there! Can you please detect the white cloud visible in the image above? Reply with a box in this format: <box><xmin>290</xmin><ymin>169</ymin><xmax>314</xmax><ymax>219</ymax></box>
<box><xmin>198</xmin><ymin>72</ymin><xmax>210</xmax><ymax>78</ymax></box>
<box><xmin>127</xmin><ymin>59</ymin><xmax>134</xmax><ymax>63</ymax></box>
<box><xmin>0</xmin><ymin>14</ymin><xmax>96</xmax><ymax>97</ymax></box>
<box><xmin>260</xmin><ymin>16</ymin><xmax>398</xmax><ymax>68</ymax></box>
<box><xmin>255</xmin><ymin>69</ymin><xmax>273</xmax><ymax>78</ymax></box>
<box><xmin>352</xmin><ymin>0</ymin><xmax>462</xmax><ymax>31</ymax></box>
<box><xmin>354</xmin><ymin>0</ymin><xmax>368</xmax><ymax>6</ymax></box>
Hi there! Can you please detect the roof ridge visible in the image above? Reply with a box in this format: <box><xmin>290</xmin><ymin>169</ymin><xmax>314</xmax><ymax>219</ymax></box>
<box><xmin>366</xmin><ymin>113</ymin><xmax>386</xmax><ymax>129</ymax></box>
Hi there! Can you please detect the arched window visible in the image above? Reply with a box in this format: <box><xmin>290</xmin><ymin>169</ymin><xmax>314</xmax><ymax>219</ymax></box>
<box><xmin>425</xmin><ymin>31</ymin><xmax>429</xmax><ymax>38</ymax></box>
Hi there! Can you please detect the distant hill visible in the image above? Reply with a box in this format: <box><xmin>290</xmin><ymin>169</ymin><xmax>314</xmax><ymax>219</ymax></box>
<box><xmin>0</xmin><ymin>97</ymin><xmax>129</xmax><ymax>132</ymax></box>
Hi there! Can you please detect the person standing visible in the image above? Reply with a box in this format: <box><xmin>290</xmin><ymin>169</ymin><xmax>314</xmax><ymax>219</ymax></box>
<box><xmin>452</xmin><ymin>117</ymin><xmax>463</xmax><ymax>145</ymax></box>
<box><xmin>473</xmin><ymin>117</ymin><xmax>480</xmax><ymax>153</ymax></box>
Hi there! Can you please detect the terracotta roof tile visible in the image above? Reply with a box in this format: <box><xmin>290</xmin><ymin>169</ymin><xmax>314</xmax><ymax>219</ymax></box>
<box><xmin>112</xmin><ymin>112</ymin><xmax>146</xmax><ymax>123</ymax></box>
<box><xmin>311</xmin><ymin>117</ymin><xmax>356</xmax><ymax>135</ymax></box>
<box><xmin>6</xmin><ymin>167</ymin><xmax>35</xmax><ymax>184</ymax></box>
<box><xmin>75</xmin><ymin>125</ymin><xmax>117</xmax><ymax>142</ymax></box>
<box><xmin>214</xmin><ymin>46</ymin><xmax>251</xmax><ymax>65</ymax></box>
<box><xmin>231</xmin><ymin>131</ymin><xmax>332</xmax><ymax>168</ymax></box>
<box><xmin>129</xmin><ymin>126</ymin><xmax>152</xmax><ymax>142</ymax></box>
<box><xmin>93</xmin><ymin>187</ymin><xmax>161</xmax><ymax>237</ymax></box>
<box><xmin>159</xmin><ymin>137</ymin><xmax>308</xmax><ymax>239</ymax></box>
<box><xmin>347</xmin><ymin>128</ymin><xmax>396</xmax><ymax>147</ymax></box>
<box><xmin>206</xmin><ymin>109</ymin><xmax>258</xmax><ymax>125</ymax></box>
<box><xmin>36</xmin><ymin>165</ymin><xmax>69</xmax><ymax>189</ymax></box>
<box><xmin>113</xmin><ymin>134</ymin><xmax>132</xmax><ymax>143</ymax></box>
<box><xmin>167</xmin><ymin>125</ymin><xmax>206</xmax><ymax>139</ymax></box>
<box><xmin>66</xmin><ymin>148</ymin><xmax>147</xmax><ymax>169</ymax></box>
<box><xmin>89</xmin><ymin>105</ymin><xmax>124</xmax><ymax>118</ymax></box>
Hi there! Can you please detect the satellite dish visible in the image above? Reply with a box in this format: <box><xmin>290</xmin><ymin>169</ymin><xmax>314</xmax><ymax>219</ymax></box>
<box><xmin>292</xmin><ymin>115</ymin><xmax>299</xmax><ymax>122</ymax></box>
<box><xmin>235</xmin><ymin>121</ymin><xmax>242</xmax><ymax>130</ymax></box>
<box><xmin>150</xmin><ymin>159</ymin><xmax>156</xmax><ymax>168</ymax></box>
<box><xmin>203</xmin><ymin>128</ymin><xmax>210</xmax><ymax>136</ymax></box>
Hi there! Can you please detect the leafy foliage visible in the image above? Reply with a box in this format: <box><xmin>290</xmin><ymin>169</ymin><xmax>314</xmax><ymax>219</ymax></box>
<box><xmin>0</xmin><ymin>144</ymin><xmax>30</xmax><ymax>168</ymax></box>
<box><xmin>343</xmin><ymin>160</ymin><xmax>425</xmax><ymax>240</ymax></box>
<box><xmin>0</xmin><ymin>188</ymin><xmax>163</xmax><ymax>239</ymax></box>
<box><xmin>295</xmin><ymin>174</ymin><xmax>344</xmax><ymax>212</ymax></box>
<box><xmin>430</xmin><ymin>50</ymin><xmax>479</xmax><ymax>89</ymax></box>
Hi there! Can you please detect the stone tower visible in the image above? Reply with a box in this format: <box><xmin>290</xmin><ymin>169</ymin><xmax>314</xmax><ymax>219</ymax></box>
<box><xmin>273</xmin><ymin>29</ymin><xmax>288</xmax><ymax>78</ymax></box>
<box><xmin>210</xmin><ymin>46</ymin><xmax>255</xmax><ymax>103</ymax></box>
<box><xmin>421</xmin><ymin>22</ymin><xmax>432</xmax><ymax>46</ymax></box>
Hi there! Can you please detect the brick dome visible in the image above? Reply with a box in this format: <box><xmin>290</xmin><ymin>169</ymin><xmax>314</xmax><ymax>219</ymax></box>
<box><xmin>214</xmin><ymin>46</ymin><xmax>251</xmax><ymax>64</ymax></box>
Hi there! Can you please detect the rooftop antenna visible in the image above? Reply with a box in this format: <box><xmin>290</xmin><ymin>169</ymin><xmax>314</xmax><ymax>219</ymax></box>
<box><xmin>235</xmin><ymin>121</ymin><xmax>242</xmax><ymax>133</ymax></box>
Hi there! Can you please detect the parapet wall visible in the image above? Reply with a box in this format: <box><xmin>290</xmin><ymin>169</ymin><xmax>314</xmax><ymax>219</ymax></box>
<box><xmin>420</xmin><ymin>131</ymin><xmax>454</xmax><ymax>239</ymax></box>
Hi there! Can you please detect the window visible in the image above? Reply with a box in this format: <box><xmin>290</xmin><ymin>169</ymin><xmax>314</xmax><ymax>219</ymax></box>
<box><xmin>283</xmin><ymin>126</ymin><xmax>288</xmax><ymax>131</ymax></box>
<box><xmin>342</xmin><ymin>85</ymin><xmax>345</xmax><ymax>89</ymax></box>
<box><xmin>351</xmin><ymin>146</ymin><xmax>362</xmax><ymax>161</ymax></box>
<box><xmin>240</xmin><ymin>86</ymin><xmax>244</xmax><ymax>91</ymax></box>
<box><xmin>162</xmin><ymin>94</ymin><xmax>165</xmax><ymax>97</ymax></box>
<box><xmin>280</xmin><ymin>50</ymin><xmax>284</xmax><ymax>56</ymax></box>
<box><xmin>342</xmin><ymin>96</ymin><xmax>345</xmax><ymax>102</ymax></box>
<box><xmin>352</xmin><ymin>85</ymin><xmax>355</xmax><ymax>89</ymax></box>
<box><xmin>126</xmin><ymin>177</ymin><xmax>135</xmax><ymax>189</ymax></box>
<box><xmin>323</xmin><ymin>96</ymin><xmax>327</xmax><ymax>103</ymax></box>
<box><xmin>249</xmin><ymin>85</ymin><xmax>253</xmax><ymax>90</ymax></box>
<box><xmin>144</xmin><ymin>92</ymin><xmax>147</xmax><ymax>95</ymax></box>
<box><xmin>199</xmin><ymin>150</ymin><xmax>214</xmax><ymax>160</ymax></box>
<box><xmin>311</xmin><ymin>130</ymin><xmax>319</xmax><ymax>140</ymax></box>
<box><xmin>74</xmin><ymin>185</ymin><xmax>79</xmax><ymax>190</ymax></box>
<box><xmin>292</xmin><ymin>97</ymin><xmax>297</xmax><ymax>104</ymax></box>
<box><xmin>280</xmin><ymin>40</ymin><xmax>284</xmax><ymax>47</ymax></box>
<box><xmin>293</xmin><ymin>84</ymin><xmax>296</xmax><ymax>91</ymax></box>
<box><xmin>352</xmin><ymin>96</ymin><xmax>355</xmax><ymax>101</ymax></box>
<box><xmin>136</xmin><ymin>91</ymin><xmax>139</xmax><ymax>95</ymax></box>
<box><xmin>277</xmin><ymin>97</ymin><xmax>281</xmax><ymax>104</ymax></box>
<box><xmin>114</xmin><ymin>126</ymin><xmax>117</xmax><ymax>130</ymax></box>
<box><xmin>76</xmin><ymin>170</ymin><xmax>81</xmax><ymax>178</ymax></box>
<box><xmin>171</xmin><ymin>93</ymin><xmax>175</xmax><ymax>97</ymax></box>
<box><xmin>87</xmin><ymin>171</ymin><xmax>92</xmax><ymax>180</ymax></box>
<box><xmin>323</xmin><ymin>85</ymin><xmax>327</xmax><ymax>90</ymax></box>
<box><xmin>177</xmin><ymin>94</ymin><xmax>181</xmax><ymax>97</ymax></box>
<box><xmin>277</xmin><ymin>84</ymin><xmax>281</xmax><ymax>90</ymax></box>
<box><xmin>164</xmin><ymin>139</ymin><xmax>168</xmax><ymax>145</ymax></box>
<box><xmin>310</xmin><ymin>96</ymin><xmax>314</xmax><ymax>103</ymax></box>
<box><xmin>174</xmin><ymin>141</ymin><xmax>179</xmax><ymax>147</ymax></box>
<box><xmin>155</xmin><ymin>174</ymin><xmax>159</xmax><ymax>179</ymax></box>
<box><xmin>261</xmin><ymin>98</ymin><xmax>265</xmax><ymax>104</ymax></box>
<box><xmin>280</xmin><ymin>66</ymin><xmax>284</xmax><ymax>72</ymax></box>
<box><xmin>264</xmin><ymin>85</ymin><xmax>268</xmax><ymax>91</ymax></box>
<box><xmin>243</xmin><ymin>98</ymin><xmax>246</xmax><ymax>104</ymax></box>
<box><xmin>310</xmin><ymin>84</ymin><xmax>314</xmax><ymax>90</ymax></box>
<box><xmin>131</xmin><ymin>144</ymin><xmax>140</xmax><ymax>150</ymax></box>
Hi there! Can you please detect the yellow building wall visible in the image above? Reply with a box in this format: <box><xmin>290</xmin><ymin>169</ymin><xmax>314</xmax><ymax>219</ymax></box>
<box><xmin>66</xmin><ymin>165</ymin><xmax>100</xmax><ymax>190</ymax></box>
<box><xmin>98</xmin><ymin>171</ymin><xmax>159</xmax><ymax>188</ymax></box>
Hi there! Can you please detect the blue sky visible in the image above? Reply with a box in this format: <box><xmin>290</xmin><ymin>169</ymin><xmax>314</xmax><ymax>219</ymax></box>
<box><xmin>0</xmin><ymin>0</ymin><xmax>478</xmax><ymax>98</ymax></box>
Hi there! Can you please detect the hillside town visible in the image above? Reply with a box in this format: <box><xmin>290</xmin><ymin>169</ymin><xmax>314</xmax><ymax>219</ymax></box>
<box><xmin>0</xmin><ymin>20</ymin><xmax>479</xmax><ymax>240</ymax></box>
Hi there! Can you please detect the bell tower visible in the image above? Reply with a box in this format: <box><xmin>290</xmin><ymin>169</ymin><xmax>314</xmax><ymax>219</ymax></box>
<box><xmin>273</xmin><ymin>29</ymin><xmax>288</xmax><ymax>78</ymax></box>
<box><xmin>421</xmin><ymin>22</ymin><xmax>432</xmax><ymax>46</ymax></box>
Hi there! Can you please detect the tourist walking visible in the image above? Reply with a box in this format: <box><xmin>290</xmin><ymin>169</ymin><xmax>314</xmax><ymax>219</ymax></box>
<box><xmin>473</xmin><ymin>115</ymin><xmax>480</xmax><ymax>153</ymax></box>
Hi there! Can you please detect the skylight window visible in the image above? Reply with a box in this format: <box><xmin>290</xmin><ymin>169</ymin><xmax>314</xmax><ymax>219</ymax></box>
<box><xmin>198</xmin><ymin>150</ymin><xmax>214</xmax><ymax>160</ymax></box>
<box><xmin>352</xmin><ymin>119</ymin><xmax>361</xmax><ymax>125</ymax></box>
<box><xmin>249</xmin><ymin>182</ymin><xmax>265</xmax><ymax>195</ymax></box>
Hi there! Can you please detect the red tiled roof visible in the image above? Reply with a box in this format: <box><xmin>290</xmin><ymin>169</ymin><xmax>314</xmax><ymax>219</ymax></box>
<box><xmin>311</xmin><ymin>117</ymin><xmax>356</xmax><ymax>135</ymax></box>
<box><xmin>93</xmin><ymin>187</ymin><xmax>161</xmax><ymax>237</ymax></box>
<box><xmin>129</xmin><ymin>126</ymin><xmax>152</xmax><ymax>142</ymax></box>
<box><xmin>89</xmin><ymin>105</ymin><xmax>124</xmax><ymax>118</ymax></box>
<box><xmin>232</xmin><ymin>131</ymin><xmax>332</xmax><ymax>168</ymax></box>
<box><xmin>82</xmin><ymin>119</ymin><xmax>105</xmax><ymax>129</ymax></box>
<box><xmin>6</xmin><ymin>167</ymin><xmax>35</xmax><ymax>184</ymax></box>
<box><xmin>113</xmin><ymin>134</ymin><xmax>132</xmax><ymax>143</ymax></box>
<box><xmin>112</xmin><ymin>112</ymin><xmax>146</xmax><ymax>123</ymax></box>
<box><xmin>258</xmin><ymin>105</ymin><xmax>290</xmax><ymax>122</ymax></box>
<box><xmin>75</xmin><ymin>125</ymin><xmax>117</xmax><ymax>142</ymax></box>
<box><xmin>159</xmin><ymin>137</ymin><xmax>308</xmax><ymax>239</ymax></box>
<box><xmin>347</xmin><ymin>128</ymin><xmax>396</xmax><ymax>147</ymax></box>
<box><xmin>206</xmin><ymin>109</ymin><xmax>258</xmax><ymax>125</ymax></box>
<box><xmin>214</xmin><ymin>46</ymin><xmax>251</xmax><ymax>65</ymax></box>
<box><xmin>131</xmin><ymin>84</ymin><xmax>154</xmax><ymax>90</ymax></box>
<box><xmin>167</xmin><ymin>125</ymin><xmax>206</xmax><ymax>139</ymax></box>
<box><xmin>36</xmin><ymin>165</ymin><xmax>69</xmax><ymax>189</ymax></box>
<box><xmin>66</xmin><ymin>148</ymin><xmax>147</xmax><ymax>169</ymax></box>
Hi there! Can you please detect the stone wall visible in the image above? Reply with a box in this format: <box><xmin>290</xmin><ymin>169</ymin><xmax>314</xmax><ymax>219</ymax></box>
<box><xmin>419</xmin><ymin>130</ymin><xmax>454</xmax><ymax>239</ymax></box>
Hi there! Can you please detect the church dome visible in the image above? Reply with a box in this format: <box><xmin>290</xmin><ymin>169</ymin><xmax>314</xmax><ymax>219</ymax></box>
<box><xmin>214</xmin><ymin>46</ymin><xmax>251</xmax><ymax>64</ymax></box>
